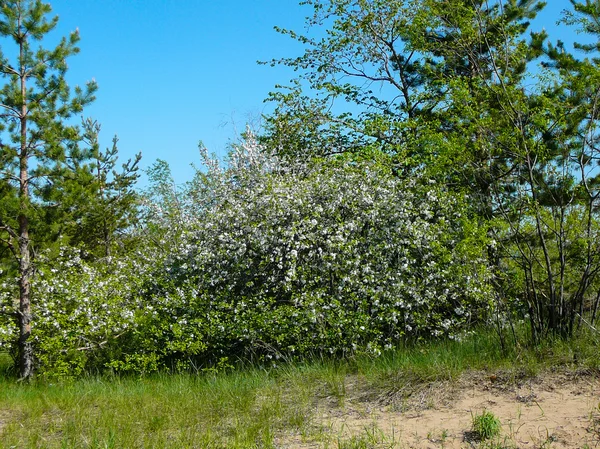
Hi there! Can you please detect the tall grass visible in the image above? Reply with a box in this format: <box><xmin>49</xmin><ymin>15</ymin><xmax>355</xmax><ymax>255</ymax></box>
<box><xmin>0</xmin><ymin>327</ymin><xmax>597</xmax><ymax>448</ymax></box>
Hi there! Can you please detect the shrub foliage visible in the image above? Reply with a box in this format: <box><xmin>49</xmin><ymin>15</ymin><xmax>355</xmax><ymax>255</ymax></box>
<box><xmin>1</xmin><ymin>134</ymin><xmax>492</xmax><ymax>376</ymax></box>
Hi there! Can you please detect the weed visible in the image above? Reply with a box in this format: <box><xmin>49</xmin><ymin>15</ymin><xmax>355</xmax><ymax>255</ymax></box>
<box><xmin>471</xmin><ymin>410</ymin><xmax>502</xmax><ymax>441</ymax></box>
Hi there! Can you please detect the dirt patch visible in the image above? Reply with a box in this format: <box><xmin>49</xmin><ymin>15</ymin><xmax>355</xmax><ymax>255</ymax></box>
<box><xmin>277</xmin><ymin>370</ymin><xmax>600</xmax><ymax>448</ymax></box>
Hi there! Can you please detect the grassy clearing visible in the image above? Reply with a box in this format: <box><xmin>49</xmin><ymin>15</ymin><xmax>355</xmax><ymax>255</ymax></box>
<box><xmin>0</xmin><ymin>328</ymin><xmax>598</xmax><ymax>448</ymax></box>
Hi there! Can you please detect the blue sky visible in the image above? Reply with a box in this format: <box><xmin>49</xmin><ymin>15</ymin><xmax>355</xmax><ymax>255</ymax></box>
<box><xmin>41</xmin><ymin>1</ymin><xmax>575</xmax><ymax>187</ymax></box>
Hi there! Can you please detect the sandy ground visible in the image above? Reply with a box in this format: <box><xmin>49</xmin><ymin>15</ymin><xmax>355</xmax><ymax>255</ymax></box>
<box><xmin>278</xmin><ymin>370</ymin><xmax>600</xmax><ymax>448</ymax></box>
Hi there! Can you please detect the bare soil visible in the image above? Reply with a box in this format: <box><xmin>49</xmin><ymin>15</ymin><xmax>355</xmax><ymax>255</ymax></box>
<box><xmin>278</xmin><ymin>370</ymin><xmax>600</xmax><ymax>448</ymax></box>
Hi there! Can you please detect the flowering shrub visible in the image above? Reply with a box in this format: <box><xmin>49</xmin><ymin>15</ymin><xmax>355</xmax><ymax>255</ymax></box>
<box><xmin>128</xmin><ymin>134</ymin><xmax>493</xmax><ymax>367</ymax></box>
<box><xmin>0</xmin><ymin>250</ymin><xmax>145</xmax><ymax>379</ymax></box>
<box><xmin>0</xmin><ymin>133</ymin><xmax>493</xmax><ymax>377</ymax></box>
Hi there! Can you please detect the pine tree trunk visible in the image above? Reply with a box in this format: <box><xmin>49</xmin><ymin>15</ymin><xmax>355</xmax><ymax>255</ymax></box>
<box><xmin>18</xmin><ymin>153</ymin><xmax>33</xmax><ymax>379</ymax></box>
<box><xmin>18</xmin><ymin>216</ymin><xmax>33</xmax><ymax>380</ymax></box>
<box><xmin>18</xmin><ymin>26</ymin><xmax>33</xmax><ymax>379</ymax></box>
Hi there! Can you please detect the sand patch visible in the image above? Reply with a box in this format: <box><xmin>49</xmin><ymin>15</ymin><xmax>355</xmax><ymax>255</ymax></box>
<box><xmin>277</xmin><ymin>371</ymin><xmax>600</xmax><ymax>448</ymax></box>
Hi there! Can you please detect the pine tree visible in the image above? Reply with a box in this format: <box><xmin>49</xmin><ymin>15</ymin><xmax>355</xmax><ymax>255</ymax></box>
<box><xmin>71</xmin><ymin>119</ymin><xmax>141</xmax><ymax>259</ymax></box>
<box><xmin>0</xmin><ymin>0</ymin><xmax>97</xmax><ymax>379</ymax></box>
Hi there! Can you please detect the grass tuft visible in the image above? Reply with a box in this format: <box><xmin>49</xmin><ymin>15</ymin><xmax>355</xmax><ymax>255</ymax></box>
<box><xmin>471</xmin><ymin>410</ymin><xmax>502</xmax><ymax>441</ymax></box>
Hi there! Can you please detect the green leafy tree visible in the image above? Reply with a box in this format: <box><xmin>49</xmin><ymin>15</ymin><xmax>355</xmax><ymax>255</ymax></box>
<box><xmin>262</xmin><ymin>0</ymin><xmax>545</xmax><ymax>184</ymax></box>
<box><xmin>0</xmin><ymin>0</ymin><xmax>97</xmax><ymax>379</ymax></box>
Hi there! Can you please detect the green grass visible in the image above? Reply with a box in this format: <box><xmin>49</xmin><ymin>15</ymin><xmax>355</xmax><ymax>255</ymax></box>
<box><xmin>0</xmin><ymin>327</ymin><xmax>597</xmax><ymax>448</ymax></box>
<box><xmin>0</xmin><ymin>371</ymin><xmax>306</xmax><ymax>448</ymax></box>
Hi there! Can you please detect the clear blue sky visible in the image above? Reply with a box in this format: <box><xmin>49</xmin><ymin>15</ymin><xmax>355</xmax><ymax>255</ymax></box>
<box><xmin>41</xmin><ymin>1</ymin><xmax>574</xmax><ymax>187</ymax></box>
<box><xmin>47</xmin><ymin>0</ymin><xmax>307</xmax><ymax>187</ymax></box>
